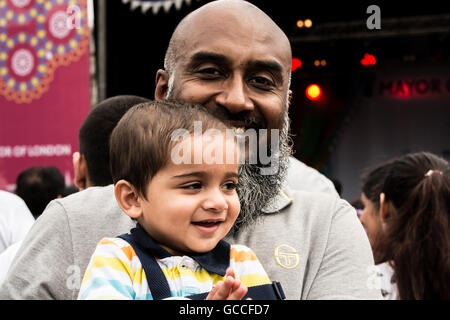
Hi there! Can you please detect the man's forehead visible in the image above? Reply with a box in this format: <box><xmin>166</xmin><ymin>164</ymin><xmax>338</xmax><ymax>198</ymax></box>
<box><xmin>179</xmin><ymin>25</ymin><xmax>290</xmax><ymax>70</ymax></box>
<box><xmin>174</xmin><ymin>2</ymin><xmax>292</xmax><ymax>66</ymax></box>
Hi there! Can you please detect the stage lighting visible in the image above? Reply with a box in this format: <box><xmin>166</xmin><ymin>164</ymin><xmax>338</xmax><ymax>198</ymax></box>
<box><xmin>297</xmin><ymin>19</ymin><xmax>312</xmax><ymax>29</ymax></box>
<box><xmin>304</xmin><ymin>19</ymin><xmax>312</xmax><ymax>28</ymax></box>
<box><xmin>314</xmin><ymin>59</ymin><xmax>326</xmax><ymax>67</ymax></box>
<box><xmin>291</xmin><ymin>57</ymin><xmax>302</xmax><ymax>71</ymax></box>
<box><xmin>306</xmin><ymin>84</ymin><xmax>322</xmax><ymax>101</ymax></box>
<box><xmin>360</xmin><ymin>53</ymin><xmax>376</xmax><ymax>66</ymax></box>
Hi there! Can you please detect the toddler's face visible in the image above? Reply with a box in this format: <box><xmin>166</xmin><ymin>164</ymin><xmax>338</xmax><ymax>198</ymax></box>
<box><xmin>138</xmin><ymin>133</ymin><xmax>240</xmax><ymax>255</ymax></box>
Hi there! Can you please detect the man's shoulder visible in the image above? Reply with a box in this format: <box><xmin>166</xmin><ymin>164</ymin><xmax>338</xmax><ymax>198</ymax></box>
<box><xmin>272</xmin><ymin>188</ymin><xmax>355</xmax><ymax>236</ymax></box>
<box><xmin>45</xmin><ymin>184</ymin><xmax>131</xmax><ymax>238</ymax></box>
<box><xmin>286</xmin><ymin>157</ymin><xmax>338</xmax><ymax>196</ymax></box>
<box><xmin>282</xmin><ymin>188</ymin><xmax>342</xmax><ymax>217</ymax></box>
<box><xmin>49</xmin><ymin>184</ymin><xmax>117</xmax><ymax>216</ymax></box>
<box><xmin>289</xmin><ymin>189</ymin><xmax>340</xmax><ymax>210</ymax></box>
<box><xmin>55</xmin><ymin>184</ymin><xmax>115</xmax><ymax>205</ymax></box>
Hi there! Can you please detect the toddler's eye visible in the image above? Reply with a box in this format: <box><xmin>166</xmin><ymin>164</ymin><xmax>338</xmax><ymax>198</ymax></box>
<box><xmin>223</xmin><ymin>182</ymin><xmax>237</xmax><ymax>190</ymax></box>
<box><xmin>182</xmin><ymin>183</ymin><xmax>202</xmax><ymax>190</ymax></box>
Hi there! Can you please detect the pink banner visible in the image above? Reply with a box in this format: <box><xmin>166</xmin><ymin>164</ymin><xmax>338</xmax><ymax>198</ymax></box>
<box><xmin>0</xmin><ymin>0</ymin><xmax>91</xmax><ymax>191</ymax></box>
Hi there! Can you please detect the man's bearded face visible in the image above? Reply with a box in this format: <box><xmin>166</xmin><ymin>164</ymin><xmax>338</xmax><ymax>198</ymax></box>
<box><xmin>160</xmin><ymin>2</ymin><xmax>293</xmax><ymax>230</ymax></box>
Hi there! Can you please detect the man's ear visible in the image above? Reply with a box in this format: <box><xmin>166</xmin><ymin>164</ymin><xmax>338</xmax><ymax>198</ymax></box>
<box><xmin>155</xmin><ymin>69</ymin><xmax>169</xmax><ymax>101</ymax></box>
<box><xmin>73</xmin><ymin>152</ymin><xmax>89</xmax><ymax>190</ymax></box>
<box><xmin>114</xmin><ymin>180</ymin><xmax>143</xmax><ymax>220</ymax></box>
<box><xmin>379</xmin><ymin>192</ymin><xmax>391</xmax><ymax>224</ymax></box>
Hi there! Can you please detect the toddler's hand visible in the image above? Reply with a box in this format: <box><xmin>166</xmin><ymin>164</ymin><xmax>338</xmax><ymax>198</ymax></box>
<box><xmin>205</xmin><ymin>267</ymin><xmax>249</xmax><ymax>300</ymax></box>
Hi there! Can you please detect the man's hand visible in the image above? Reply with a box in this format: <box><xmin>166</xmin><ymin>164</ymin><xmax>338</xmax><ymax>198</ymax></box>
<box><xmin>205</xmin><ymin>267</ymin><xmax>249</xmax><ymax>300</ymax></box>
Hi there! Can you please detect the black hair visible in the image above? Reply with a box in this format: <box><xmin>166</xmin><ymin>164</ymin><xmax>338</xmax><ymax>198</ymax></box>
<box><xmin>361</xmin><ymin>152</ymin><xmax>450</xmax><ymax>299</ymax></box>
<box><xmin>110</xmin><ymin>100</ymin><xmax>230</xmax><ymax>199</ymax></box>
<box><xmin>331</xmin><ymin>178</ymin><xmax>343</xmax><ymax>196</ymax></box>
<box><xmin>15</xmin><ymin>166</ymin><xmax>65</xmax><ymax>219</ymax></box>
<box><xmin>78</xmin><ymin>95</ymin><xmax>149</xmax><ymax>186</ymax></box>
<box><xmin>62</xmin><ymin>184</ymin><xmax>79</xmax><ymax>197</ymax></box>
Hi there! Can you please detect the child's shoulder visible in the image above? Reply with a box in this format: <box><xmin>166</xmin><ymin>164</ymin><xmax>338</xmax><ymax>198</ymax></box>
<box><xmin>229</xmin><ymin>244</ymin><xmax>271</xmax><ymax>286</ymax></box>
<box><xmin>93</xmin><ymin>237</ymin><xmax>138</xmax><ymax>261</ymax></box>
<box><xmin>229</xmin><ymin>244</ymin><xmax>259</xmax><ymax>262</ymax></box>
<box><xmin>96</xmin><ymin>237</ymin><xmax>132</xmax><ymax>248</ymax></box>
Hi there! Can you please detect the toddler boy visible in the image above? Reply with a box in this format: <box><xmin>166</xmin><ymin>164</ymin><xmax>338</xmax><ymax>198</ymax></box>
<box><xmin>77</xmin><ymin>100</ymin><xmax>278</xmax><ymax>300</ymax></box>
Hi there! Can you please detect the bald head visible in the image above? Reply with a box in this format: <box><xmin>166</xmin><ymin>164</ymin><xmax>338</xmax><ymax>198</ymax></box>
<box><xmin>155</xmin><ymin>0</ymin><xmax>293</xmax><ymax>133</ymax></box>
<box><xmin>164</xmin><ymin>0</ymin><xmax>292</xmax><ymax>77</ymax></box>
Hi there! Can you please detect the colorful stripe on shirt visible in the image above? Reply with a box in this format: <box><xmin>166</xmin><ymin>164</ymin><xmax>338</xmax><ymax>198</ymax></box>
<box><xmin>78</xmin><ymin>238</ymin><xmax>270</xmax><ymax>300</ymax></box>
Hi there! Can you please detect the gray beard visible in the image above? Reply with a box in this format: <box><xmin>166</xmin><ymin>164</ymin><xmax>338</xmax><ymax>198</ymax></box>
<box><xmin>233</xmin><ymin>112</ymin><xmax>292</xmax><ymax>233</ymax></box>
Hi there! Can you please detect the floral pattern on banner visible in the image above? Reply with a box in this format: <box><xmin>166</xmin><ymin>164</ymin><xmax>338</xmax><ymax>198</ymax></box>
<box><xmin>0</xmin><ymin>0</ymin><xmax>89</xmax><ymax>104</ymax></box>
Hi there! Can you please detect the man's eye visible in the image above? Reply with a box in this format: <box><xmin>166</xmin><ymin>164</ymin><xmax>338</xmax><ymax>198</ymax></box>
<box><xmin>197</xmin><ymin>68</ymin><xmax>222</xmax><ymax>76</ymax></box>
<box><xmin>249</xmin><ymin>76</ymin><xmax>274</xmax><ymax>88</ymax></box>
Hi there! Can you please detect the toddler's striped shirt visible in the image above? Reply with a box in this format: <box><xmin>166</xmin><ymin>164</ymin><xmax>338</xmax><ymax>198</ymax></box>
<box><xmin>78</xmin><ymin>237</ymin><xmax>271</xmax><ymax>300</ymax></box>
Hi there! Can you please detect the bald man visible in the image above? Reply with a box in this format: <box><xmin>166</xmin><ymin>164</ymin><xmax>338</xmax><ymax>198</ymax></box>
<box><xmin>154</xmin><ymin>0</ymin><xmax>377</xmax><ymax>299</ymax></box>
<box><xmin>0</xmin><ymin>1</ymin><xmax>379</xmax><ymax>300</ymax></box>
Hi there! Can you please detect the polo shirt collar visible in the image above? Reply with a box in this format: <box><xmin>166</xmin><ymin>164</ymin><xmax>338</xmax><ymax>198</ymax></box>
<box><xmin>261</xmin><ymin>182</ymin><xmax>294</xmax><ymax>214</ymax></box>
<box><xmin>131</xmin><ymin>224</ymin><xmax>230</xmax><ymax>276</ymax></box>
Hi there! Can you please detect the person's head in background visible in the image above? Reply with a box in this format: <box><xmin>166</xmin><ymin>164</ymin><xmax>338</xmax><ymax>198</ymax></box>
<box><xmin>73</xmin><ymin>95</ymin><xmax>150</xmax><ymax>190</ymax></box>
<box><xmin>360</xmin><ymin>151</ymin><xmax>450</xmax><ymax>299</ymax></box>
<box><xmin>62</xmin><ymin>184</ymin><xmax>79</xmax><ymax>197</ymax></box>
<box><xmin>15</xmin><ymin>166</ymin><xmax>65</xmax><ymax>219</ymax></box>
<box><xmin>155</xmin><ymin>0</ymin><xmax>293</xmax><ymax>229</ymax></box>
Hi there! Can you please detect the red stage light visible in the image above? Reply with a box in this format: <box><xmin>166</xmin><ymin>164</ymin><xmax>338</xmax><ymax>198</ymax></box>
<box><xmin>306</xmin><ymin>84</ymin><xmax>322</xmax><ymax>100</ymax></box>
<box><xmin>291</xmin><ymin>57</ymin><xmax>302</xmax><ymax>71</ymax></box>
<box><xmin>360</xmin><ymin>53</ymin><xmax>376</xmax><ymax>66</ymax></box>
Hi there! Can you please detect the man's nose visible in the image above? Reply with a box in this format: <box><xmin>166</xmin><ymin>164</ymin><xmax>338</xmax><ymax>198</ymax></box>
<box><xmin>215</xmin><ymin>76</ymin><xmax>254</xmax><ymax>114</ymax></box>
<box><xmin>201</xmin><ymin>188</ymin><xmax>229</xmax><ymax>213</ymax></box>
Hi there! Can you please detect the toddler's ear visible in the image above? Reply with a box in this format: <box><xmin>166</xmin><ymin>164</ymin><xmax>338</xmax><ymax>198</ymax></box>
<box><xmin>114</xmin><ymin>180</ymin><xmax>143</xmax><ymax>219</ymax></box>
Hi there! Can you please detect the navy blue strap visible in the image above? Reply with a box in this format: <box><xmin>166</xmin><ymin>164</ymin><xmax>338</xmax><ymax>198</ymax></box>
<box><xmin>187</xmin><ymin>281</ymin><xmax>286</xmax><ymax>300</ymax></box>
<box><xmin>118</xmin><ymin>229</ymin><xmax>285</xmax><ymax>300</ymax></box>
<box><xmin>118</xmin><ymin>233</ymin><xmax>172</xmax><ymax>300</ymax></box>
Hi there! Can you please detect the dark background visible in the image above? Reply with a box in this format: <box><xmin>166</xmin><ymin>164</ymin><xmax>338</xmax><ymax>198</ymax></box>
<box><xmin>94</xmin><ymin>0</ymin><xmax>450</xmax><ymax>200</ymax></box>
<box><xmin>98</xmin><ymin>1</ymin><xmax>450</xmax><ymax>97</ymax></box>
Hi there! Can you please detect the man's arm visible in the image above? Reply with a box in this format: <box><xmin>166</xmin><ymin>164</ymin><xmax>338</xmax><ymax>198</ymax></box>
<box><xmin>305</xmin><ymin>199</ymin><xmax>382</xmax><ymax>300</ymax></box>
<box><xmin>0</xmin><ymin>201</ymin><xmax>75</xmax><ymax>300</ymax></box>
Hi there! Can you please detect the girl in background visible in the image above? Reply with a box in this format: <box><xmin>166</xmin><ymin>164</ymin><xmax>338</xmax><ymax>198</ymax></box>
<box><xmin>360</xmin><ymin>152</ymin><xmax>450</xmax><ymax>299</ymax></box>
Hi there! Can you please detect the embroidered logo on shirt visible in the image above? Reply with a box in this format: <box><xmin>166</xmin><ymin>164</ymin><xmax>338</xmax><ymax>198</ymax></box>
<box><xmin>274</xmin><ymin>244</ymin><xmax>299</xmax><ymax>269</ymax></box>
